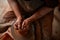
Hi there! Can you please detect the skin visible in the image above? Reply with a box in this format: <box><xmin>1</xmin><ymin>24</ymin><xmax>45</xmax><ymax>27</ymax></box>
<box><xmin>58</xmin><ymin>0</ymin><xmax>60</xmax><ymax>9</ymax></box>
<box><xmin>7</xmin><ymin>0</ymin><xmax>53</xmax><ymax>32</ymax></box>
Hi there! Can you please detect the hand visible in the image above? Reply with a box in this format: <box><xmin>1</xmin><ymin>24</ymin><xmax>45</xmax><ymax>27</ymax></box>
<box><xmin>18</xmin><ymin>19</ymin><xmax>32</xmax><ymax>36</ymax></box>
<box><xmin>14</xmin><ymin>17</ymin><xmax>23</xmax><ymax>30</ymax></box>
<box><xmin>18</xmin><ymin>25</ymin><xmax>30</xmax><ymax>36</ymax></box>
<box><xmin>22</xmin><ymin>19</ymin><xmax>31</xmax><ymax>30</ymax></box>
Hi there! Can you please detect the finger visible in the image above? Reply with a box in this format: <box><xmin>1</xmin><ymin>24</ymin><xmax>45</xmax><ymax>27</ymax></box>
<box><xmin>22</xmin><ymin>22</ymin><xmax>26</xmax><ymax>30</ymax></box>
<box><xmin>22</xmin><ymin>22</ymin><xmax>24</xmax><ymax>29</ymax></box>
<box><xmin>23</xmin><ymin>26</ymin><xmax>28</xmax><ymax>30</ymax></box>
<box><xmin>14</xmin><ymin>23</ymin><xmax>18</xmax><ymax>30</ymax></box>
<box><xmin>23</xmin><ymin>25</ymin><xmax>30</xmax><ymax>31</ymax></box>
<box><xmin>18</xmin><ymin>24</ymin><xmax>21</xmax><ymax>30</ymax></box>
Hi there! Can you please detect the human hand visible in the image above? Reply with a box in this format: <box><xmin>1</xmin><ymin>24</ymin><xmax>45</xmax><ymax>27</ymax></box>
<box><xmin>14</xmin><ymin>17</ymin><xmax>23</xmax><ymax>30</ymax></box>
<box><xmin>22</xmin><ymin>19</ymin><xmax>31</xmax><ymax>30</ymax></box>
<box><xmin>18</xmin><ymin>19</ymin><xmax>31</xmax><ymax>36</ymax></box>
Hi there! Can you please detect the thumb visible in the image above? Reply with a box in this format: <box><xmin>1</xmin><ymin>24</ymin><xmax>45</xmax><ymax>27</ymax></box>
<box><xmin>14</xmin><ymin>23</ymin><xmax>18</xmax><ymax>30</ymax></box>
<box><xmin>22</xmin><ymin>22</ymin><xmax>25</xmax><ymax>30</ymax></box>
<box><xmin>18</xmin><ymin>23</ymin><xmax>21</xmax><ymax>30</ymax></box>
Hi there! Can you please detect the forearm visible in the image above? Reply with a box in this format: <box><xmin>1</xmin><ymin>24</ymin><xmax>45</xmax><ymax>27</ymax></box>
<box><xmin>8</xmin><ymin>0</ymin><xmax>22</xmax><ymax>18</ymax></box>
<box><xmin>27</xmin><ymin>7</ymin><xmax>53</xmax><ymax>22</ymax></box>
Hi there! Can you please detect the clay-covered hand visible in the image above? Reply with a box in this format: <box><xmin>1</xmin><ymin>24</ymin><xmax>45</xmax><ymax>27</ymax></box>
<box><xmin>22</xmin><ymin>19</ymin><xmax>31</xmax><ymax>30</ymax></box>
<box><xmin>18</xmin><ymin>19</ymin><xmax>31</xmax><ymax>36</ymax></box>
<box><xmin>14</xmin><ymin>17</ymin><xmax>23</xmax><ymax>30</ymax></box>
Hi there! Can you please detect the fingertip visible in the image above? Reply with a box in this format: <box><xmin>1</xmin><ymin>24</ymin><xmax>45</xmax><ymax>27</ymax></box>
<box><xmin>18</xmin><ymin>24</ymin><xmax>23</xmax><ymax>30</ymax></box>
<box><xmin>14</xmin><ymin>25</ymin><xmax>18</xmax><ymax>30</ymax></box>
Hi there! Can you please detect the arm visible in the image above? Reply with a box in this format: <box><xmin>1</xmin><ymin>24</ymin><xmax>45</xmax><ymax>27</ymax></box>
<box><xmin>7</xmin><ymin>0</ymin><xmax>23</xmax><ymax>30</ymax></box>
<box><xmin>27</xmin><ymin>7</ymin><xmax>53</xmax><ymax>22</ymax></box>
<box><xmin>22</xmin><ymin>7</ymin><xmax>53</xmax><ymax>29</ymax></box>
<box><xmin>7</xmin><ymin>0</ymin><xmax>22</xmax><ymax>19</ymax></box>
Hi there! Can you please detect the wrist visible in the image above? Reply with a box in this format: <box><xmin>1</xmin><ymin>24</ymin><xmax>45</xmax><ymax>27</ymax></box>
<box><xmin>17</xmin><ymin>16</ymin><xmax>22</xmax><ymax>19</ymax></box>
<box><xmin>17</xmin><ymin>17</ymin><xmax>23</xmax><ymax>22</ymax></box>
<box><xmin>27</xmin><ymin>18</ymin><xmax>33</xmax><ymax>23</ymax></box>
